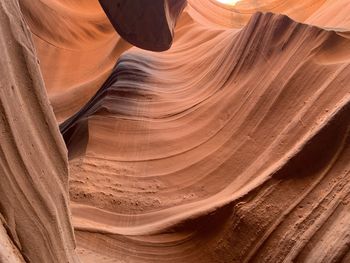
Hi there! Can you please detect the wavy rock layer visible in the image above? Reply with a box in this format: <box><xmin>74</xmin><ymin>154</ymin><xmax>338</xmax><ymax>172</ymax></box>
<box><xmin>60</xmin><ymin>1</ymin><xmax>350</xmax><ymax>261</ymax></box>
<box><xmin>22</xmin><ymin>0</ymin><xmax>350</xmax><ymax>123</ymax></box>
<box><xmin>20</xmin><ymin>0</ymin><xmax>132</xmax><ymax>122</ymax></box>
<box><xmin>0</xmin><ymin>1</ymin><xmax>77</xmax><ymax>262</ymax></box>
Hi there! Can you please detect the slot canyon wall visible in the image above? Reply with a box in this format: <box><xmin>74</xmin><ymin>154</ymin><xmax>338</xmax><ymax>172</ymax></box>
<box><xmin>1</xmin><ymin>0</ymin><xmax>350</xmax><ymax>262</ymax></box>
<box><xmin>0</xmin><ymin>1</ymin><xmax>77</xmax><ymax>262</ymax></box>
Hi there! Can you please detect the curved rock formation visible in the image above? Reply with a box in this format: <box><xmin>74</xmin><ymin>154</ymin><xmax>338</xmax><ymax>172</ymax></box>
<box><xmin>60</xmin><ymin>1</ymin><xmax>350</xmax><ymax>262</ymax></box>
<box><xmin>20</xmin><ymin>0</ymin><xmax>187</xmax><ymax>122</ymax></box>
<box><xmin>20</xmin><ymin>0</ymin><xmax>132</xmax><ymax>122</ymax></box>
<box><xmin>0</xmin><ymin>1</ymin><xmax>77</xmax><ymax>262</ymax></box>
<box><xmin>20</xmin><ymin>0</ymin><xmax>350</xmax><ymax>123</ymax></box>
<box><xmin>2</xmin><ymin>0</ymin><xmax>350</xmax><ymax>262</ymax></box>
<box><xmin>99</xmin><ymin>0</ymin><xmax>187</xmax><ymax>51</ymax></box>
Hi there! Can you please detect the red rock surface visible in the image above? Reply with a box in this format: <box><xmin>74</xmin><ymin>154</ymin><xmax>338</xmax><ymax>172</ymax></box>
<box><xmin>1</xmin><ymin>0</ymin><xmax>350</xmax><ymax>262</ymax></box>
<box><xmin>0</xmin><ymin>1</ymin><xmax>77</xmax><ymax>262</ymax></box>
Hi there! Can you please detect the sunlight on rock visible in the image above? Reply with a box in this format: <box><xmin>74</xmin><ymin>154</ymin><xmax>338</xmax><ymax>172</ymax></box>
<box><xmin>217</xmin><ymin>0</ymin><xmax>240</xmax><ymax>5</ymax></box>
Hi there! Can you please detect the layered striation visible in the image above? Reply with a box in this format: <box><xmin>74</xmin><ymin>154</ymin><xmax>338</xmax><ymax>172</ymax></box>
<box><xmin>20</xmin><ymin>0</ymin><xmax>187</xmax><ymax>122</ymax></box>
<box><xmin>3</xmin><ymin>0</ymin><xmax>349</xmax><ymax>262</ymax></box>
<box><xmin>20</xmin><ymin>0</ymin><xmax>131</xmax><ymax>122</ymax></box>
<box><xmin>21</xmin><ymin>0</ymin><xmax>350</xmax><ymax>123</ymax></box>
<box><xmin>61</xmin><ymin>4</ymin><xmax>350</xmax><ymax>262</ymax></box>
<box><xmin>0</xmin><ymin>0</ymin><xmax>77</xmax><ymax>262</ymax></box>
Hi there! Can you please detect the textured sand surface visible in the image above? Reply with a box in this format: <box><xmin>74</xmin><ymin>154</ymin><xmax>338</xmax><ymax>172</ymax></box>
<box><xmin>1</xmin><ymin>0</ymin><xmax>350</xmax><ymax>262</ymax></box>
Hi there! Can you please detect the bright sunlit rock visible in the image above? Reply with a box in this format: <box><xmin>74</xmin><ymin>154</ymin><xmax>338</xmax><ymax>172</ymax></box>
<box><xmin>217</xmin><ymin>0</ymin><xmax>240</xmax><ymax>5</ymax></box>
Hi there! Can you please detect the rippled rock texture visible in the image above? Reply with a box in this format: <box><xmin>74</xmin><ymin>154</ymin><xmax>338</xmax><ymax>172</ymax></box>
<box><xmin>2</xmin><ymin>0</ymin><xmax>350</xmax><ymax>262</ymax></box>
